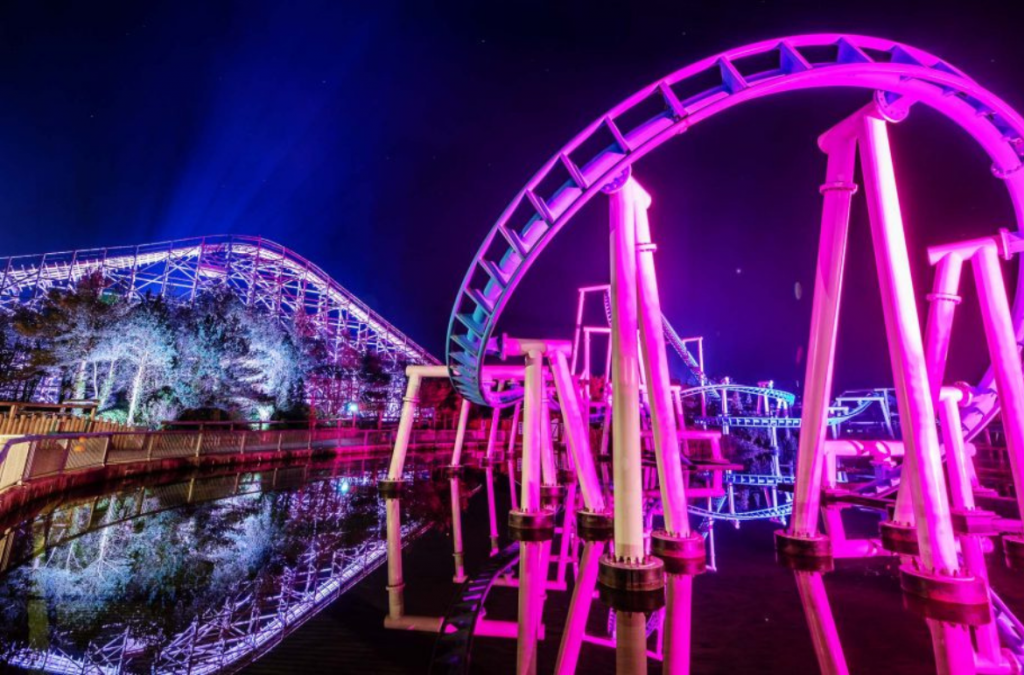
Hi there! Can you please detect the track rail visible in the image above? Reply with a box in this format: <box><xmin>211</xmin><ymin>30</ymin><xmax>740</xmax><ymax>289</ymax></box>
<box><xmin>429</xmin><ymin>542</ymin><xmax>521</xmax><ymax>675</ymax></box>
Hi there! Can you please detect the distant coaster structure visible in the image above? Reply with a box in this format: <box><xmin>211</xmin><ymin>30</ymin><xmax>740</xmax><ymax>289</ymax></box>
<box><xmin>0</xmin><ymin>235</ymin><xmax>438</xmax><ymax>415</ymax></box>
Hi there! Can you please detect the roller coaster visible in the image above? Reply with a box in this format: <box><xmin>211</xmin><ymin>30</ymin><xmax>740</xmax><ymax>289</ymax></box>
<box><xmin>423</xmin><ymin>32</ymin><xmax>1024</xmax><ymax>675</ymax></box>
<box><xmin>0</xmin><ymin>235</ymin><xmax>437</xmax><ymax>415</ymax></box>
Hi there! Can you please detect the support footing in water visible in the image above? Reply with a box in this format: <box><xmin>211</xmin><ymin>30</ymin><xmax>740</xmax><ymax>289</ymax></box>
<box><xmin>597</xmin><ymin>555</ymin><xmax>665</xmax><ymax>592</ymax></box>
<box><xmin>774</xmin><ymin>530</ymin><xmax>834</xmax><ymax>572</ymax></box>
<box><xmin>949</xmin><ymin>507</ymin><xmax>998</xmax><ymax>536</ymax></box>
<box><xmin>1004</xmin><ymin>534</ymin><xmax>1024</xmax><ymax>570</ymax></box>
<box><xmin>576</xmin><ymin>510</ymin><xmax>614</xmax><ymax>542</ymax></box>
<box><xmin>597</xmin><ymin>555</ymin><xmax>665</xmax><ymax>612</ymax></box>
<box><xmin>899</xmin><ymin>565</ymin><xmax>991</xmax><ymax>626</ymax></box>
<box><xmin>508</xmin><ymin>509</ymin><xmax>555</xmax><ymax>542</ymax></box>
<box><xmin>650</xmin><ymin>530</ymin><xmax>707</xmax><ymax>575</ymax></box>
<box><xmin>377</xmin><ymin>479</ymin><xmax>407</xmax><ymax>499</ymax></box>
<box><xmin>880</xmin><ymin>521</ymin><xmax>919</xmax><ymax>556</ymax></box>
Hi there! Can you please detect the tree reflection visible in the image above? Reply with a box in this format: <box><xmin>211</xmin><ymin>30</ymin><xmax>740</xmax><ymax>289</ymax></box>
<box><xmin>0</xmin><ymin>461</ymin><xmax>443</xmax><ymax>673</ymax></box>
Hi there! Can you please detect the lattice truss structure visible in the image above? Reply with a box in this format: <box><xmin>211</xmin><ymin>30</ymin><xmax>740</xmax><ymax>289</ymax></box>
<box><xmin>0</xmin><ymin>235</ymin><xmax>438</xmax><ymax>415</ymax></box>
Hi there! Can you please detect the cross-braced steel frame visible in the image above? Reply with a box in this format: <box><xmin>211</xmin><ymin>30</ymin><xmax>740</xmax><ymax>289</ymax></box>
<box><xmin>446</xmin><ymin>34</ymin><xmax>1024</xmax><ymax>436</ymax></box>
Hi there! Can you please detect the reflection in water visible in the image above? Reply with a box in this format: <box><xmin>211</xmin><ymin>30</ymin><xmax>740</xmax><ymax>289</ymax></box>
<box><xmin>0</xmin><ymin>459</ymin><xmax>442</xmax><ymax>674</ymax></box>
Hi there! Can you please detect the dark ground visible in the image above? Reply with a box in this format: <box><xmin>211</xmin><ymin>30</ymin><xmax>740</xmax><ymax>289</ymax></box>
<box><xmin>245</xmin><ymin>471</ymin><xmax>1024</xmax><ymax>675</ymax></box>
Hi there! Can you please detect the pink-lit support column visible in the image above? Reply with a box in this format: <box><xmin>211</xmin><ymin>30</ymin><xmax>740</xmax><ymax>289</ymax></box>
<box><xmin>786</xmin><ymin>133</ymin><xmax>857</xmax><ymax>542</ymax></box>
<box><xmin>450</xmin><ymin>475</ymin><xmax>468</xmax><ymax>583</ymax></box>
<box><xmin>972</xmin><ymin>243</ymin><xmax>1024</xmax><ymax>526</ymax></box>
<box><xmin>520</xmin><ymin>349</ymin><xmax>544</xmax><ymax>513</ymax></box>
<box><xmin>508</xmin><ymin>401</ymin><xmax>522</xmax><ymax>511</ymax></box>
<box><xmin>383</xmin><ymin>493</ymin><xmax>443</xmax><ymax>632</ymax></box>
<box><xmin>600</xmin><ymin>401</ymin><xmax>612</xmax><ymax>457</ymax></box>
<box><xmin>607</xmin><ymin>175</ymin><xmax>646</xmax><ymax>562</ymax></box>
<box><xmin>859</xmin><ymin>113</ymin><xmax>975</xmax><ymax>675</ymax></box>
<box><xmin>486</xmin><ymin>466</ymin><xmax>500</xmax><ymax>555</ymax></box>
<box><xmin>795</xmin><ymin>572</ymin><xmax>849</xmax><ymax>675</ymax></box>
<box><xmin>923</xmin><ymin>254</ymin><xmax>965</xmax><ymax>398</ymax></box>
<box><xmin>518</xmin><ymin>539</ymin><xmax>545</xmax><ymax>675</ymax></box>
<box><xmin>385</xmin><ymin>496</ymin><xmax>406</xmax><ymax>621</ymax></box>
<box><xmin>663</xmin><ymin>573</ymin><xmax>695</xmax><ymax>675</ymax></box>
<box><xmin>601</xmin><ymin>174</ymin><xmax>663</xmax><ymax>675</ymax></box>
<box><xmin>632</xmin><ymin>180</ymin><xmax>700</xmax><ymax>675</ymax></box>
<box><xmin>554</xmin><ymin>539</ymin><xmax>607</xmax><ymax>674</ymax></box>
<box><xmin>554</xmin><ymin>481</ymin><xmax>578</xmax><ymax>585</ymax></box>
<box><xmin>633</xmin><ymin>180</ymin><xmax>690</xmax><ymax>537</ymax></box>
<box><xmin>540</xmin><ymin>383</ymin><xmax>557</xmax><ymax>488</ymax></box>
<box><xmin>508</xmin><ymin>401</ymin><xmax>522</xmax><ymax>459</ymax></box>
<box><xmin>450</xmin><ymin>398</ymin><xmax>471</xmax><ymax>467</ymax></box>
<box><xmin>551</xmin><ymin>349</ymin><xmax>605</xmax><ymax>512</ymax></box>
<box><xmin>485</xmin><ymin>406</ymin><xmax>502</xmax><ymax>460</ymax></box>
<box><xmin>513</xmin><ymin>347</ymin><xmax>550</xmax><ymax>675</ymax></box>
<box><xmin>386</xmin><ymin>368</ymin><xmax>430</xmax><ymax>481</ymax></box>
<box><xmin>937</xmin><ymin>387</ymin><xmax>1001</xmax><ymax>667</ymax></box>
<box><xmin>617</xmin><ymin>611</ymin><xmax>648</xmax><ymax>674</ymax></box>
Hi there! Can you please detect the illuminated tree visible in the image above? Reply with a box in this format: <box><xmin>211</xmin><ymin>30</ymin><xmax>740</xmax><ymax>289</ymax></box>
<box><xmin>106</xmin><ymin>298</ymin><xmax>176</xmax><ymax>425</ymax></box>
<box><xmin>11</xmin><ymin>273</ymin><xmax>118</xmax><ymax>402</ymax></box>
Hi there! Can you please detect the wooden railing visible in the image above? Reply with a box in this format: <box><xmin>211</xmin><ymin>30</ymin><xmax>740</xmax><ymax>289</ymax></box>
<box><xmin>0</xmin><ymin>413</ymin><xmax>142</xmax><ymax>436</ymax></box>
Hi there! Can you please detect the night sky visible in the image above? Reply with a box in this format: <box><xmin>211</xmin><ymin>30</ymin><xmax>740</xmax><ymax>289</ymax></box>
<box><xmin>1</xmin><ymin>1</ymin><xmax>1022</xmax><ymax>394</ymax></box>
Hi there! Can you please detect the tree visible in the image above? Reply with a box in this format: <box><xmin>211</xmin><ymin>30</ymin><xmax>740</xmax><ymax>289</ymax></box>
<box><xmin>0</xmin><ymin>315</ymin><xmax>48</xmax><ymax>401</ymax></box>
<box><xmin>11</xmin><ymin>273</ymin><xmax>118</xmax><ymax>402</ymax></box>
<box><xmin>102</xmin><ymin>297</ymin><xmax>176</xmax><ymax>425</ymax></box>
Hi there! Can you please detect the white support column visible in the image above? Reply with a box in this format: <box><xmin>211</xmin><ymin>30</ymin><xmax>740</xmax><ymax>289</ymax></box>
<box><xmin>937</xmin><ymin>390</ymin><xmax>1001</xmax><ymax>665</ymax></box>
<box><xmin>794</xmin><ymin>571</ymin><xmax>849</xmax><ymax>675</ymax></box>
<box><xmin>387</xmin><ymin>371</ymin><xmax>423</xmax><ymax>480</ymax></box>
<box><xmin>789</xmin><ymin>132</ymin><xmax>858</xmax><ymax>538</ymax></box>
<box><xmin>551</xmin><ymin>349</ymin><xmax>605</xmax><ymax>513</ymax></box>
<box><xmin>859</xmin><ymin>113</ymin><xmax>974</xmax><ymax>675</ymax></box>
<box><xmin>522</xmin><ymin>350</ymin><xmax>544</xmax><ymax>511</ymax></box>
<box><xmin>609</xmin><ymin>177</ymin><xmax>645</xmax><ymax>561</ymax></box>
<box><xmin>517</xmin><ymin>539</ymin><xmax>545</xmax><ymax>675</ymax></box>
<box><xmin>540</xmin><ymin>382</ymin><xmax>557</xmax><ymax>486</ymax></box>
<box><xmin>450</xmin><ymin>398</ymin><xmax>471</xmax><ymax>467</ymax></box>
<box><xmin>485</xmin><ymin>406</ymin><xmax>502</xmax><ymax>460</ymax></box>
<box><xmin>633</xmin><ymin>179</ymin><xmax>690</xmax><ymax>536</ymax></box>
<box><xmin>923</xmin><ymin>254</ymin><xmax>965</xmax><ymax>398</ymax></box>
<box><xmin>385</xmin><ymin>497</ymin><xmax>406</xmax><ymax>620</ymax></box>
<box><xmin>450</xmin><ymin>476</ymin><xmax>467</xmax><ymax>583</ymax></box>
<box><xmin>616</xmin><ymin>611</ymin><xmax>648</xmax><ymax>675</ymax></box>
<box><xmin>972</xmin><ymin>243</ymin><xmax>1024</xmax><ymax>522</ymax></box>
<box><xmin>663</xmin><ymin>573</ymin><xmax>694</xmax><ymax>675</ymax></box>
<box><xmin>508</xmin><ymin>400</ymin><xmax>522</xmax><ymax>458</ymax></box>
<box><xmin>486</xmin><ymin>466</ymin><xmax>500</xmax><ymax>554</ymax></box>
<box><xmin>554</xmin><ymin>540</ymin><xmax>606</xmax><ymax>674</ymax></box>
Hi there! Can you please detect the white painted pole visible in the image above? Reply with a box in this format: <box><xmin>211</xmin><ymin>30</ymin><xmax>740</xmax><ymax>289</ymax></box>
<box><xmin>859</xmin><ymin>114</ymin><xmax>974</xmax><ymax>675</ymax></box>
<box><xmin>609</xmin><ymin>177</ymin><xmax>645</xmax><ymax>561</ymax></box>
<box><xmin>790</xmin><ymin>134</ymin><xmax>857</xmax><ymax>537</ymax></box>
<box><xmin>450</xmin><ymin>398</ymin><xmax>471</xmax><ymax>467</ymax></box>
<box><xmin>633</xmin><ymin>180</ymin><xmax>690</xmax><ymax>536</ymax></box>
<box><xmin>551</xmin><ymin>350</ymin><xmax>605</xmax><ymax>512</ymax></box>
